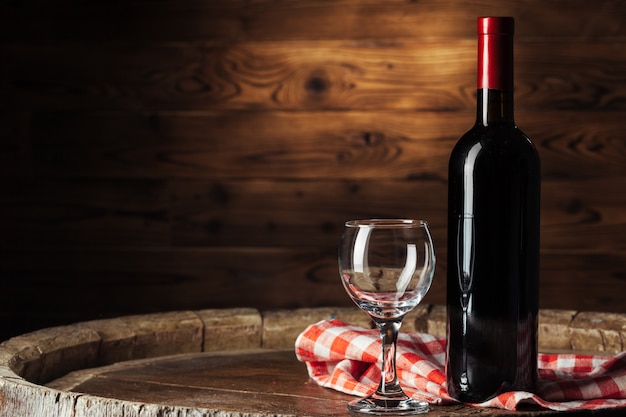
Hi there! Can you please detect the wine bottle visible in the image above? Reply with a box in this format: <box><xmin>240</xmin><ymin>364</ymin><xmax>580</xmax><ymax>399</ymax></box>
<box><xmin>445</xmin><ymin>17</ymin><xmax>540</xmax><ymax>403</ymax></box>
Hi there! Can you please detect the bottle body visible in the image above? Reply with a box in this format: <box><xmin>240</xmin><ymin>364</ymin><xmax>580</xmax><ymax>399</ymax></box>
<box><xmin>446</xmin><ymin>116</ymin><xmax>540</xmax><ymax>402</ymax></box>
<box><xmin>445</xmin><ymin>17</ymin><xmax>540</xmax><ymax>403</ymax></box>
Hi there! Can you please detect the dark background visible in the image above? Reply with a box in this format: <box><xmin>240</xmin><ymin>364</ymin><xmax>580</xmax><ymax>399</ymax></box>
<box><xmin>1</xmin><ymin>0</ymin><xmax>625</xmax><ymax>342</ymax></box>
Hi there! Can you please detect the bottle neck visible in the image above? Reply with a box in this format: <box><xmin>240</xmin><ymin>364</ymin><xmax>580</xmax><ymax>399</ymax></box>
<box><xmin>476</xmin><ymin>18</ymin><xmax>514</xmax><ymax>126</ymax></box>
<box><xmin>476</xmin><ymin>88</ymin><xmax>515</xmax><ymax>126</ymax></box>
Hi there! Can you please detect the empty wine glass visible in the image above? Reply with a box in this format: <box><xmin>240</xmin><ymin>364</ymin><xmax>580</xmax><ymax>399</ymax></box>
<box><xmin>339</xmin><ymin>219</ymin><xmax>436</xmax><ymax>415</ymax></box>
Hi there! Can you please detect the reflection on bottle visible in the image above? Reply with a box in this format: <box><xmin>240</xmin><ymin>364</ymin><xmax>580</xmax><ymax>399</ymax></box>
<box><xmin>456</xmin><ymin>214</ymin><xmax>475</xmax><ymax>392</ymax></box>
<box><xmin>457</xmin><ymin>214</ymin><xmax>475</xmax><ymax>298</ymax></box>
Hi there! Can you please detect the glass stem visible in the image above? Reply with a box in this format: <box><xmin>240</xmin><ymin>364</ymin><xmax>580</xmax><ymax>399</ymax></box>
<box><xmin>375</xmin><ymin>319</ymin><xmax>404</xmax><ymax>396</ymax></box>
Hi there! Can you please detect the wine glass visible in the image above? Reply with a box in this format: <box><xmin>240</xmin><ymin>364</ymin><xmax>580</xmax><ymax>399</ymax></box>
<box><xmin>339</xmin><ymin>219</ymin><xmax>436</xmax><ymax>415</ymax></box>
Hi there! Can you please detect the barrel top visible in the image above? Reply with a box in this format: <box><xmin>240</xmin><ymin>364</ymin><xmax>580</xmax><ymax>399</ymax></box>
<box><xmin>1</xmin><ymin>306</ymin><xmax>625</xmax><ymax>416</ymax></box>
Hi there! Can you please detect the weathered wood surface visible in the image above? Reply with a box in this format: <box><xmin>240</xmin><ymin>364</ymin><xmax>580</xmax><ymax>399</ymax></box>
<box><xmin>3</xmin><ymin>111</ymin><xmax>623</xmax><ymax>180</ymax></box>
<box><xmin>1</xmin><ymin>0</ymin><xmax>626</xmax><ymax>342</ymax></box>
<box><xmin>44</xmin><ymin>350</ymin><xmax>619</xmax><ymax>417</ymax></box>
<box><xmin>1</xmin><ymin>0</ymin><xmax>625</xmax><ymax>42</ymax></box>
<box><xmin>4</xmin><ymin>176</ymin><xmax>623</xmax><ymax>247</ymax></box>
<box><xmin>1</xmin><ymin>307</ymin><xmax>626</xmax><ymax>417</ymax></box>
<box><xmin>3</xmin><ymin>41</ymin><xmax>626</xmax><ymax>111</ymax></box>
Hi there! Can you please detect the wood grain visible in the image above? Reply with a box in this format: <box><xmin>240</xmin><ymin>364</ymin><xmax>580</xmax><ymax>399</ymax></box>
<box><xmin>168</xmin><ymin>178</ymin><xmax>626</xmax><ymax>252</ymax></box>
<box><xmin>46</xmin><ymin>350</ymin><xmax>560</xmax><ymax>416</ymax></box>
<box><xmin>0</xmin><ymin>178</ymin><xmax>170</xmax><ymax>248</ymax></box>
<box><xmin>2</xmin><ymin>308</ymin><xmax>626</xmax><ymax>416</ymax></box>
<box><xmin>3</xmin><ymin>41</ymin><xmax>626</xmax><ymax>111</ymax></box>
<box><xmin>0</xmin><ymin>0</ymin><xmax>625</xmax><ymax>341</ymax></box>
<box><xmin>15</xmin><ymin>111</ymin><xmax>624</xmax><ymax>180</ymax></box>
<box><xmin>1</xmin><ymin>0</ymin><xmax>625</xmax><ymax>42</ymax></box>
<box><xmin>2</xmin><ymin>175</ymin><xmax>624</xmax><ymax>253</ymax></box>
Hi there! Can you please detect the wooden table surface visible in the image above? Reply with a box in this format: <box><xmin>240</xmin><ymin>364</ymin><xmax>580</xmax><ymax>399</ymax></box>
<box><xmin>47</xmin><ymin>348</ymin><xmax>623</xmax><ymax>417</ymax></box>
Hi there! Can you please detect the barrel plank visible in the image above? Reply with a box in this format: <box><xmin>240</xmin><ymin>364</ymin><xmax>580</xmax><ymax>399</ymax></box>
<box><xmin>82</xmin><ymin>310</ymin><xmax>205</xmax><ymax>366</ymax></box>
<box><xmin>570</xmin><ymin>312</ymin><xmax>626</xmax><ymax>354</ymax></box>
<box><xmin>4</xmin><ymin>40</ymin><xmax>626</xmax><ymax>112</ymax></box>
<box><xmin>0</xmin><ymin>324</ymin><xmax>101</xmax><ymax>385</ymax></box>
<box><xmin>0</xmin><ymin>377</ymin><xmax>82</xmax><ymax>417</ymax></box>
<box><xmin>538</xmin><ymin>309</ymin><xmax>580</xmax><ymax>351</ymax></box>
<box><xmin>2</xmin><ymin>0</ymin><xmax>626</xmax><ymax>43</ymax></box>
<box><xmin>262</xmin><ymin>306</ymin><xmax>440</xmax><ymax>349</ymax></box>
<box><xmin>262</xmin><ymin>307</ymin><xmax>370</xmax><ymax>349</ymax></box>
<box><xmin>0</xmin><ymin>309</ymin><xmax>260</xmax><ymax>385</ymax></box>
<box><xmin>3</xmin><ymin>176</ymin><xmax>625</xmax><ymax>251</ymax></box>
<box><xmin>413</xmin><ymin>305</ymin><xmax>626</xmax><ymax>355</ymax></box>
<box><xmin>18</xmin><ymin>110</ymin><xmax>625</xmax><ymax>181</ymax></box>
<box><xmin>196</xmin><ymin>308</ymin><xmax>263</xmax><ymax>352</ymax></box>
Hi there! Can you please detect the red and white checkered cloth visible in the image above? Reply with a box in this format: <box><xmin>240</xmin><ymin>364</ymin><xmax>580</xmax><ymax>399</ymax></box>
<box><xmin>295</xmin><ymin>318</ymin><xmax>626</xmax><ymax>411</ymax></box>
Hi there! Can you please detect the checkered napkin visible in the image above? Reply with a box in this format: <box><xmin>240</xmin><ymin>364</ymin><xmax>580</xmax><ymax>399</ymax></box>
<box><xmin>294</xmin><ymin>318</ymin><xmax>626</xmax><ymax>411</ymax></box>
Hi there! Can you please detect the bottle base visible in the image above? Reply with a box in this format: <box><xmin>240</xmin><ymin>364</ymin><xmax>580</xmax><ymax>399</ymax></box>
<box><xmin>448</xmin><ymin>380</ymin><xmax>536</xmax><ymax>404</ymax></box>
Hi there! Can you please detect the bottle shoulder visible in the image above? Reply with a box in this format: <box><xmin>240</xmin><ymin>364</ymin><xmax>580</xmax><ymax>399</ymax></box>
<box><xmin>451</xmin><ymin>123</ymin><xmax>538</xmax><ymax>161</ymax></box>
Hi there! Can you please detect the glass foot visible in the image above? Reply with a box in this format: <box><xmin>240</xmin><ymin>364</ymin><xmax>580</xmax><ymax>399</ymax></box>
<box><xmin>348</xmin><ymin>392</ymin><xmax>429</xmax><ymax>415</ymax></box>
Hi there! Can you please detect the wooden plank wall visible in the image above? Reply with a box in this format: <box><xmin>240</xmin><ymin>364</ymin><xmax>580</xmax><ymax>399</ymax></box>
<box><xmin>1</xmin><ymin>0</ymin><xmax>625</xmax><ymax>341</ymax></box>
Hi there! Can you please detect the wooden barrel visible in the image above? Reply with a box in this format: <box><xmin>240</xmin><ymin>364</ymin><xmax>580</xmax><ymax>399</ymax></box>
<box><xmin>1</xmin><ymin>305</ymin><xmax>625</xmax><ymax>416</ymax></box>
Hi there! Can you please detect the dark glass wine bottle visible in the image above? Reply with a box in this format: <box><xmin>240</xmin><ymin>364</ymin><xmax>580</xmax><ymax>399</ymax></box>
<box><xmin>445</xmin><ymin>17</ymin><xmax>540</xmax><ymax>403</ymax></box>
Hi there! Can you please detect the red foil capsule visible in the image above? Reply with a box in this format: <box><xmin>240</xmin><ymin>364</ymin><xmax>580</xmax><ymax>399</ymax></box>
<box><xmin>477</xmin><ymin>17</ymin><xmax>514</xmax><ymax>91</ymax></box>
